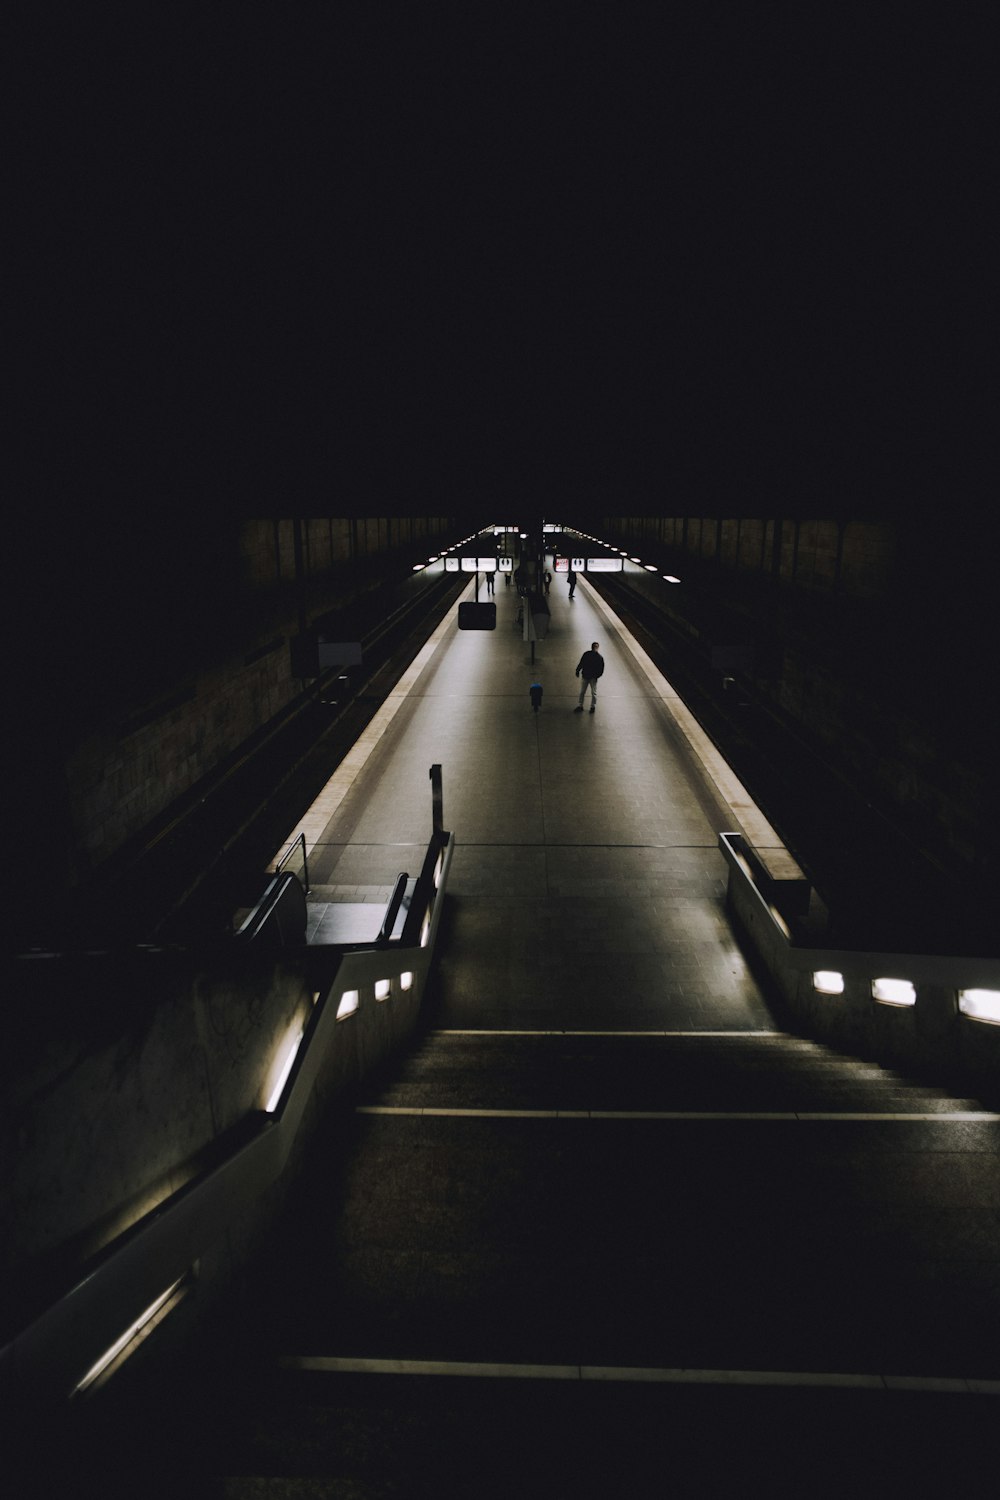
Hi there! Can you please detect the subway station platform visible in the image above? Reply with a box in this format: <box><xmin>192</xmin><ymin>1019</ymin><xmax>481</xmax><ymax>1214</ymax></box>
<box><xmin>292</xmin><ymin>570</ymin><xmax>774</xmax><ymax>1034</ymax></box>
<box><xmin>63</xmin><ymin>572</ymin><xmax>1000</xmax><ymax>1494</ymax></box>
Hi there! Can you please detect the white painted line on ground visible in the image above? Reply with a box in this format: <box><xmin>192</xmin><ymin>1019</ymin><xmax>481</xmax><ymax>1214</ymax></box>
<box><xmin>598</xmin><ymin>1110</ymin><xmax>799</xmax><ymax>1120</ymax></box>
<box><xmin>799</xmin><ymin>1111</ymin><xmax>1000</xmax><ymax>1122</ymax></box>
<box><xmin>431</xmin><ymin>1029</ymin><xmax>784</xmax><ymax>1038</ymax></box>
<box><xmin>355</xmin><ymin>1105</ymin><xmax>1000</xmax><ymax>1122</ymax></box>
<box><xmin>278</xmin><ymin>1355</ymin><xmax>1000</xmax><ymax>1394</ymax></box>
<box><xmin>583</xmin><ymin>1366</ymin><xmax>885</xmax><ymax>1389</ymax></box>
<box><xmin>421</xmin><ymin>1107</ymin><xmax>559</xmax><ymax>1119</ymax></box>
<box><xmin>283</xmin><ymin>1356</ymin><xmax>580</xmax><ymax>1380</ymax></box>
<box><xmin>882</xmin><ymin>1375</ymin><xmax>976</xmax><ymax>1393</ymax></box>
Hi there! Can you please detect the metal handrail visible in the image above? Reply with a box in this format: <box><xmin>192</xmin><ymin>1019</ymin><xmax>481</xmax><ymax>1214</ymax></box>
<box><xmin>377</xmin><ymin>873</ymin><xmax>409</xmax><ymax>942</ymax></box>
<box><xmin>234</xmin><ymin>871</ymin><xmax>307</xmax><ymax>948</ymax></box>
<box><xmin>276</xmin><ymin>832</ymin><xmax>309</xmax><ymax>893</ymax></box>
<box><xmin>2</xmin><ymin>827</ymin><xmax>455</xmax><ymax>1411</ymax></box>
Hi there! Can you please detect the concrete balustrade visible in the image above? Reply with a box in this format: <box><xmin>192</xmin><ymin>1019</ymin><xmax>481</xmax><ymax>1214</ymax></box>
<box><xmin>1</xmin><ymin>828</ymin><xmax>453</xmax><ymax>1410</ymax></box>
<box><xmin>720</xmin><ymin>831</ymin><xmax>1000</xmax><ymax>1091</ymax></box>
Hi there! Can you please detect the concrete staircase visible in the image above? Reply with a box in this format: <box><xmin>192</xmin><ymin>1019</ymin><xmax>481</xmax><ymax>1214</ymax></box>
<box><xmin>195</xmin><ymin>1026</ymin><xmax>1000</xmax><ymax>1495</ymax></box>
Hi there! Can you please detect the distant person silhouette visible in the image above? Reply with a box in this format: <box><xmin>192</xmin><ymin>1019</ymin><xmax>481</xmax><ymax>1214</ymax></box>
<box><xmin>567</xmin><ymin>568</ymin><xmax>577</xmax><ymax>599</ymax></box>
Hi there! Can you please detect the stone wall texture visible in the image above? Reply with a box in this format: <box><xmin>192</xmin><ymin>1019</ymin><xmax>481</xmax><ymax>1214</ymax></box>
<box><xmin>53</xmin><ymin>516</ymin><xmax>457</xmax><ymax>880</ymax></box>
<box><xmin>600</xmin><ymin>517</ymin><xmax>989</xmax><ymax>889</ymax></box>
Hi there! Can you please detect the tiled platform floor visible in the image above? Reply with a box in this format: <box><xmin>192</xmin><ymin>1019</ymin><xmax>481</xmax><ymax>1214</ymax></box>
<box><xmin>289</xmin><ymin>574</ymin><xmax>774</xmax><ymax>1032</ymax></box>
<box><xmin>73</xmin><ymin>576</ymin><xmax>1000</xmax><ymax>1494</ymax></box>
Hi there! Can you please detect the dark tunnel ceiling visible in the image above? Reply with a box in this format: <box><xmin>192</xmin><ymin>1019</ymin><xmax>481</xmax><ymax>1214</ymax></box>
<box><xmin>12</xmin><ymin>7</ymin><xmax>991</xmax><ymax>525</ymax></box>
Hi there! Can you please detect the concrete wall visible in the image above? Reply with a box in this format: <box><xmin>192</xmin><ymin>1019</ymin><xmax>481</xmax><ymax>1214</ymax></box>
<box><xmin>1</xmin><ymin>937</ymin><xmax>435</xmax><ymax>1364</ymax></box>
<box><xmin>2</xmin><ymin>949</ymin><xmax>313</xmax><ymax>1288</ymax></box>
<box><xmin>20</xmin><ymin>516</ymin><xmax>459</xmax><ymax>895</ymax></box>
<box><xmin>600</xmin><ymin>517</ymin><xmax>990</xmax><ymax>891</ymax></box>
<box><xmin>2</xmin><ymin>826</ymin><xmax>452</xmax><ymax>1409</ymax></box>
<box><xmin>612</xmin><ymin>515</ymin><xmax>898</xmax><ymax>599</ymax></box>
<box><xmin>721</xmin><ymin>834</ymin><xmax>1000</xmax><ymax>1099</ymax></box>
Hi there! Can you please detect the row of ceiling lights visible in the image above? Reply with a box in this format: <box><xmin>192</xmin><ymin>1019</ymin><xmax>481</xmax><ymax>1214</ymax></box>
<box><xmin>415</xmin><ymin>525</ymin><xmax>682</xmax><ymax>586</ymax></box>
<box><xmin>570</xmin><ymin>528</ymin><xmax>682</xmax><ymax>585</ymax></box>
<box><xmin>413</xmin><ymin>524</ymin><xmax>519</xmax><ymax>571</ymax></box>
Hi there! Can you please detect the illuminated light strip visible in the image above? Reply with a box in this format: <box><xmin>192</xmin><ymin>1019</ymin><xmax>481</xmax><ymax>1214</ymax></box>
<box><xmin>355</xmin><ymin>1106</ymin><xmax>1000</xmax><ymax>1121</ymax></box>
<box><xmin>266</xmin><ymin>1028</ymin><xmax>305</xmax><ymax>1112</ymax></box>
<box><xmin>74</xmin><ymin>1278</ymin><xmax>185</xmax><ymax>1394</ymax></box>
<box><xmin>277</xmin><ymin>1355</ymin><xmax>1000</xmax><ymax>1394</ymax></box>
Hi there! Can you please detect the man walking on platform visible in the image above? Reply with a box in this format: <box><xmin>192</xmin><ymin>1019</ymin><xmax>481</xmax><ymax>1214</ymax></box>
<box><xmin>574</xmin><ymin>642</ymin><xmax>604</xmax><ymax>713</ymax></box>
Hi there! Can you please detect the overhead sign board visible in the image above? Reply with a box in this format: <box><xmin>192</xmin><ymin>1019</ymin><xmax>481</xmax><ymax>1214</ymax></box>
<box><xmin>458</xmin><ymin>601</ymin><xmax>497</xmax><ymax>630</ymax></box>
<box><xmin>585</xmin><ymin>557</ymin><xmax>623</xmax><ymax>571</ymax></box>
<box><xmin>461</xmin><ymin>556</ymin><xmax>499</xmax><ymax>571</ymax></box>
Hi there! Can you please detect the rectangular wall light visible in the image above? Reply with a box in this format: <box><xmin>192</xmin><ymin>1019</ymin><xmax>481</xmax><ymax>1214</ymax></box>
<box><xmin>959</xmin><ymin>988</ymin><xmax>1000</xmax><ymax>1025</ymax></box>
<box><xmin>336</xmin><ymin>989</ymin><xmax>360</xmax><ymax>1020</ymax></box>
<box><xmin>872</xmin><ymin>977</ymin><xmax>916</xmax><ymax>1006</ymax></box>
<box><xmin>374</xmin><ymin>979</ymin><xmax>391</xmax><ymax>1001</ymax></box>
<box><xmin>813</xmin><ymin>971</ymin><xmax>844</xmax><ymax>995</ymax></box>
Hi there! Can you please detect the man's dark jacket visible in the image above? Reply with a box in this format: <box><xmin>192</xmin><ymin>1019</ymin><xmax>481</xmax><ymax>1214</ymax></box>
<box><xmin>576</xmin><ymin>650</ymin><xmax>604</xmax><ymax>679</ymax></box>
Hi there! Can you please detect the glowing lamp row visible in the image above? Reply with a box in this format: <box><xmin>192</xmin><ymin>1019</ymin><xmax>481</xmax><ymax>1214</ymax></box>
<box><xmin>73</xmin><ymin>951</ymin><xmax>430</xmax><ymax>1396</ymax></box>
<box><xmin>415</xmin><ymin>526</ymin><xmax>520</xmax><ymax>571</ymax></box>
<box><xmin>565</xmin><ymin>531</ymin><xmax>681</xmax><ymax>584</ymax></box>
<box><xmin>423</xmin><ymin>524</ymin><xmax>685</xmax><ymax>585</ymax></box>
<box><xmin>267</xmin><ymin>960</ymin><xmax>425</xmax><ymax>1112</ymax></box>
<box><xmin>812</xmin><ymin>971</ymin><xmax>1000</xmax><ymax>1023</ymax></box>
<box><xmin>336</xmin><ymin>969</ymin><xmax>415</xmax><ymax>1022</ymax></box>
